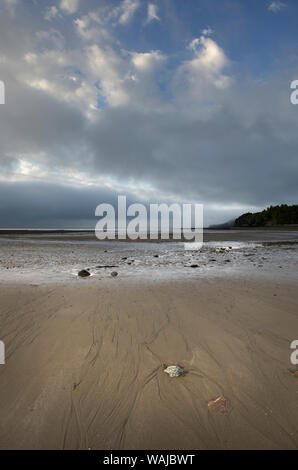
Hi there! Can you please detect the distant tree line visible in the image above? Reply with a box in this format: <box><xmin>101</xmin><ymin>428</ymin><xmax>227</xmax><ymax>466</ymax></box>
<box><xmin>235</xmin><ymin>205</ymin><xmax>298</xmax><ymax>227</ymax></box>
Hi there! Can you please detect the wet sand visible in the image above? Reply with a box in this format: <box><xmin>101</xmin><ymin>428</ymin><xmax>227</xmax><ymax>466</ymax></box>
<box><xmin>0</xmin><ymin>277</ymin><xmax>298</xmax><ymax>449</ymax></box>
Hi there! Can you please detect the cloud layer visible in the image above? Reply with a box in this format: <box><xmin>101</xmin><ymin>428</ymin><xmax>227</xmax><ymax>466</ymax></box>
<box><xmin>0</xmin><ymin>0</ymin><xmax>297</xmax><ymax>227</ymax></box>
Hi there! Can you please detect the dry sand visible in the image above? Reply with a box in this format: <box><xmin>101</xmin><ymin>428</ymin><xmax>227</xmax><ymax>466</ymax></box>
<box><xmin>0</xmin><ymin>277</ymin><xmax>298</xmax><ymax>449</ymax></box>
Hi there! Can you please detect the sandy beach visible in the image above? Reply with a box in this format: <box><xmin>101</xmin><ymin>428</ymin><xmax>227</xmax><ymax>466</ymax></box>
<box><xmin>0</xmin><ymin>232</ymin><xmax>298</xmax><ymax>449</ymax></box>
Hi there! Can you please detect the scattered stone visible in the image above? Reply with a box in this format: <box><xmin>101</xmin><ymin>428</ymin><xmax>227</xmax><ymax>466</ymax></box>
<box><xmin>208</xmin><ymin>396</ymin><xmax>229</xmax><ymax>414</ymax></box>
<box><xmin>78</xmin><ymin>269</ymin><xmax>90</xmax><ymax>278</ymax></box>
<box><xmin>190</xmin><ymin>264</ymin><xmax>199</xmax><ymax>268</ymax></box>
<box><xmin>164</xmin><ymin>365</ymin><xmax>184</xmax><ymax>377</ymax></box>
<box><xmin>289</xmin><ymin>368</ymin><xmax>298</xmax><ymax>378</ymax></box>
<box><xmin>111</xmin><ymin>271</ymin><xmax>118</xmax><ymax>277</ymax></box>
<box><xmin>216</xmin><ymin>247</ymin><xmax>229</xmax><ymax>254</ymax></box>
<box><xmin>154</xmin><ymin>254</ymin><xmax>159</xmax><ymax>258</ymax></box>
<box><xmin>225</xmin><ymin>260</ymin><xmax>231</xmax><ymax>263</ymax></box>
<box><xmin>122</xmin><ymin>257</ymin><xmax>127</xmax><ymax>260</ymax></box>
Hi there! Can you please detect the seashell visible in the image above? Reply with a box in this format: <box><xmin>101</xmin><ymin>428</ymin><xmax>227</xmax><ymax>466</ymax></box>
<box><xmin>164</xmin><ymin>365</ymin><xmax>184</xmax><ymax>377</ymax></box>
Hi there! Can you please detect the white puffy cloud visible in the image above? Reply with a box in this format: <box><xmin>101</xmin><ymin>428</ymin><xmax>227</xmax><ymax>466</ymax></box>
<box><xmin>60</xmin><ymin>0</ymin><xmax>79</xmax><ymax>15</ymax></box>
<box><xmin>188</xmin><ymin>38</ymin><xmax>200</xmax><ymax>51</ymax></box>
<box><xmin>268</xmin><ymin>1</ymin><xmax>286</xmax><ymax>12</ymax></box>
<box><xmin>87</xmin><ymin>44</ymin><xmax>131</xmax><ymax>107</ymax></box>
<box><xmin>177</xmin><ymin>35</ymin><xmax>231</xmax><ymax>101</ymax></box>
<box><xmin>21</xmin><ymin>43</ymin><xmax>98</xmax><ymax>120</ymax></box>
<box><xmin>118</xmin><ymin>0</ymin><xmax>140</xmax><ymax>24</ymax></box>
<box><xmin>131</xmin><ymin>50</ymin><xmax>165</xmax><ymax>71</ymax></box>
<box><xmin>146</xmin><ymin>3</ymin><xmax>160</xmax><ymax>23</ymax></box>
<box><xmin>201</xmin><ymin>27</ymin><xmax>213</xmax><ymax>36</ymax></box>
<box><xmin>188</xmin><ymin>36</ymin><xmax>227</xmax><ymax>73</ymax></box>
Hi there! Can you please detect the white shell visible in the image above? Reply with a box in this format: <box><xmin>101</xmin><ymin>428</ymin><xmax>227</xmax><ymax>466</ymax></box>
<box><xmin>164</xmin><ymin>365</ymin><xmax>184</xmax><ymax>377</ymax></box>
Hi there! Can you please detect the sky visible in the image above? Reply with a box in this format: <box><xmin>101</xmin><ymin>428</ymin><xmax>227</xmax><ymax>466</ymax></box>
<box><xmin>0</xmin><ymin>0</ymin><xmax>298</xmax><ymax>228</ymax></box>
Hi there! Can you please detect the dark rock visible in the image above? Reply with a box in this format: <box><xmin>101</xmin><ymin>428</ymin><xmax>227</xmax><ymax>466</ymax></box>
<box><xmin>78</xmin><ymin>269</ymin><xmax>90</xmax><ymax>278</ymax></box>
<box><xmin>190</xmin><ymin>264</ymin><xmax>199</xmax><ymax>268</ymax></box>
<box><xmin>111</xmin><ymin>271</ymin><xmax>118</xmax><ymax>277</ymax></box>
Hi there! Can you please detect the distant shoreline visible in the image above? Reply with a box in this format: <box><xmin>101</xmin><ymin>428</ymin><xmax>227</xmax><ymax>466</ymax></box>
<box><xmin>1</xmin><ymin>225</ymin><xmax>298</xmax><ymax>235</ymax></box>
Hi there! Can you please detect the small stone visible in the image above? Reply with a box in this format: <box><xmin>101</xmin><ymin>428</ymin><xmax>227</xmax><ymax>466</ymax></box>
<box><xmin>154</xmin><ymin>254</ymin><xmax>159</xmax><ymax>258</ymax></box>
<box><xmin>190</xmin><ymin>264</ymin><xmax>199</xmax><ymax>268</ymax></box>
<box><xmin>289</xmin><ymin>369</ymin><xmax>298</xmax><ymax>378</ymax></box>
<box><xmin>208</xmin><ymin>396</ymin><xmax>229</xmax><ymax>414</ymax></box>
<box><xmin>122</xmin><ymin>257</ymin><xmax>127</xmax><ymax>260</ymax></box>
<box><xmin>111</xmin><ymin>271</ymin><xmax>118</xmax><ymax>277</ymax></box>
<box><xmin>164</xmin><ymin>365</ymin><xmax>184</xmax><ymax>377</ymax></box>
<box><xmin>78</xmin><ymin>269</ymin><xmax>90</xmax><ymax>278</ymax></box>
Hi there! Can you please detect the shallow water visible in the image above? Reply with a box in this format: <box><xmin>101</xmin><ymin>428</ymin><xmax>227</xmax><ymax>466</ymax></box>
<box><xmin>0</xmin><ymin>230</ymin><xmax>297</xmax><ymax>284</ymax></box>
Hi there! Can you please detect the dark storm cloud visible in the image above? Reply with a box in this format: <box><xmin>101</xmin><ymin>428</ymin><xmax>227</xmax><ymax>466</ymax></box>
<box><xmin>86</xmin><ymin>80</ymin><xmax>298</xmax><ymax>208</ymax></box>
<box><xmin>0</xmin><ymin>180</ymin><xmax>144</xmax><ymax>228</ymax></box>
